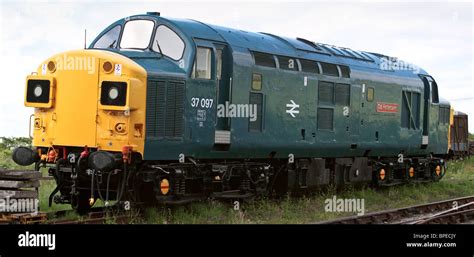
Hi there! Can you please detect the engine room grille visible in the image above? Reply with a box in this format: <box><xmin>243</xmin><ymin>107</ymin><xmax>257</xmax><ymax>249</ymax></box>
<box><xmin>335</xmin><ymin>83</ymin><xmax>350</xmax><ymax>106</ymax></box>
<box><xmin>146</xmin><ymin>79</ymin><xmax>185</xmax><ymax>138</ymax></box>
<box><xmin>249</xmin><ymin>92</ymin><xmax>264</xmax><ymax>132</ymax></box>
<box><xmin>318</xmin><ymin>81</ymin><xmax>334</xmax><ymax>105</ymax></box>
<box><xmin>317</xmin><ymin>108</ymin><xmax>334</xmax><ymax>130</ymax></box>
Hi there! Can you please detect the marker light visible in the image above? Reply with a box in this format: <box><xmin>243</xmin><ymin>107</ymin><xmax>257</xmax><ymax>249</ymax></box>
<box><xmin>379</xmin><ymin>169</ymin><xmax>386</xmax><ymax>180</ymax></box>
<box><xmin>47</xmin><ymin>61</ymin><xmax>56</xmax><ymax>73</ymax></box>
<box><xmin>103</xmin><ymin>61</ymin><xmax>113</xmax><ymax>73</ymax></box>
<box><xmin>160</xmin><ymin>179</ymin><xmax>170</xmax><ymax>195</ymax></box>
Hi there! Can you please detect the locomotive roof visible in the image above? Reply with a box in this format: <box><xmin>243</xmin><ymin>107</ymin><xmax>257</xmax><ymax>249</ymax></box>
<box><xmin>92</xmin><ymin>13</ymin><xmax>430</xmax><ymax>81</ymax></box>
<box><xmin>454</xmin><ymin>111</ymin><xmax>468</xmax><ymax>116</ymax></box>
<box><xmin>162</xmin><ymin>16</ymin><xmax>429</xmax><ymax>79</ymax></box>
<box><xmin>439</xmin><ymin>98</ymin><xmax>451</xmax><ymax>106</ymax></box>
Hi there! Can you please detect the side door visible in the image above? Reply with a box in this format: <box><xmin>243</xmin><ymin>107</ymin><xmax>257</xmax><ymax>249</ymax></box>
<box><xmin>349</xmin><ymin>83</ymin><xmax>361</xmax><ymax>146</ymax></box>
<box><xmin>358</xmin><ymin>82</ymin><xmax>374</xmax><ymax>148</ymax></box>
<box><xmin>421</xmin><ymin>76</ymin><xmax>439</xmax><ymax>148</ymax></box>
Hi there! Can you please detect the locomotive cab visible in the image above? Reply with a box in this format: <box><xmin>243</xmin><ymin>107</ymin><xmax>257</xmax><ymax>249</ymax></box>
<box><xmin>91</xmin><ymin>15</ymin><xmax>194</xmax><ymax>79</ymax></box>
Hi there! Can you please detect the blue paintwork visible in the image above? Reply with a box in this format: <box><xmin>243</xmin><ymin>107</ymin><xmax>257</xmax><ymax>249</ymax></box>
<box><xmin>89</xmin><ymin>13</ymin><xmax>450</xmax><ymax>161</ymax></box>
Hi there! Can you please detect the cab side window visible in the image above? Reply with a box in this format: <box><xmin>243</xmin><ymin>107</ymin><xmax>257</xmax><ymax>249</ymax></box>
<box><xmin>431</xmin><ymin>81</ymin><xmax>439</xmax><ymax>103</ymax></box>
<box><xmin>192</xmin><ymin>47</ymin><xmax>212</xmax><ymax>79</ymax></box>
<box><xmin>152</xmin><ymin>25</ymin><xmax>185</xmax><ymax>60</ymax></box>
<box><xmin>92</xmin><ymin>25</ymin><xmax>121</xmax><ymax>49</ymax></box>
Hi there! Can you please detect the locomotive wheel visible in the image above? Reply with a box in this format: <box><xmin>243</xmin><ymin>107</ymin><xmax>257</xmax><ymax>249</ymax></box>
<box><xmin>71</xmin><ymin>191</ymin><xmax>94</xmax><ymax>214</ymax></box>
<box><xmin>270</xmin><ymin>168</ymin><xmax>288</xmax><ymax>198</ymax></box>
<box><xmin>136</xmin><ymin>182</ymin><xmax>156</xmax><ymax>205</ymax></box>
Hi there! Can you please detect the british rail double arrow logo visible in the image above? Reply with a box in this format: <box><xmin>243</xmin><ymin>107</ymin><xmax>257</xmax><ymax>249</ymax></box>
<box><xmin>286</xmin><ymin>100</ymin><xmax>300</xmax><ymax>118</ymax></box>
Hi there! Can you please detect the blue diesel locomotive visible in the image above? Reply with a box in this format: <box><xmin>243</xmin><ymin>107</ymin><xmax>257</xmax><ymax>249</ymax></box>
<box><xmin>14</xmin><ymin>12</ymin><xmax>450</xmax><ymax>211</ymax></box>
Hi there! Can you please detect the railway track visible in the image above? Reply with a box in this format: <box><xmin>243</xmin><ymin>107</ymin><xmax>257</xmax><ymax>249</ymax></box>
<box><xmin>3</xmin><ymin>196</ymin><xmax>474</xmax><ymax>225</ymax></box>
<box><xmin>49</xmin><ymin>209</ymin><xmax>141</xmax><ymax>224</ymax></box>
<box><xmin>47</xmin><ymin>204</ymin><xmax>144</xmax><ymax>224</ymax></box>
<box><xmin>1</xmin><ymin>206</ymin><xmax>143</xmax><ymax>224</ymax></box>
<box><xmin>316</xmin><ymin>196</ymin><xmax>474</xmax><ymax>224</ymax></box>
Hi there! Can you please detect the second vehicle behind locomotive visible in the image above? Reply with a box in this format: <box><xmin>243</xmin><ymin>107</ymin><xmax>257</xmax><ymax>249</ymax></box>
<box><xmin>14</xmin><ymin>12</ymin><xmax>450</xmax><ymax>211</ymax></box>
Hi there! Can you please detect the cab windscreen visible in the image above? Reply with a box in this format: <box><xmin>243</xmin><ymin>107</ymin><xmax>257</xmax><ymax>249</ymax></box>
<box><xmin>26</xmin><ymin>79</ymin><xmax>50</xmax><ymax>103</ymax></box>
<box><xmin>100</xmin><ymin>81</ymin><xmax>127</xmax><ymax>106</ymax></box>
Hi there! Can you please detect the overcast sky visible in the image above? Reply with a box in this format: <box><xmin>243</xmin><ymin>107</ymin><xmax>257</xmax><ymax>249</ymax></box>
<box><xmin>0</xmin><ymin>0</ymin><xmax>472</xmax><ymax>137</ymax></box>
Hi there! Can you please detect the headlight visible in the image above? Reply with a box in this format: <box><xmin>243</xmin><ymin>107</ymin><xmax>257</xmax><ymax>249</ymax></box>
<box><xmin>108</xmin><ymin>87</ymin><xmax>119</xmax><ymax>100</ymax></box>
<box><xmin>33</xmin><ymin>85</ymin><xmax>43</xmax><ymax>97</ymax></box>
<box><xmin>100</xmin><ymin>81</ymin><xmax>127</xmax><ymax>106</ymax></box>
<box><xmin>26</xmin><ymin>79</ymin><xmax>50</xmax><ymax>103</ymax></box>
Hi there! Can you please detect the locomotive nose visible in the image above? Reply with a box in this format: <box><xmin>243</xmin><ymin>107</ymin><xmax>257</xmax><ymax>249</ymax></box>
<box><xmin>25</xmin><ymin>49</ymin><xmax>147</xmax><ymax>155</ymax></box>
<box><xmin>25</xmin><ymin>50</ymin><xmax>100</xmax><ymax>147</ymax></box>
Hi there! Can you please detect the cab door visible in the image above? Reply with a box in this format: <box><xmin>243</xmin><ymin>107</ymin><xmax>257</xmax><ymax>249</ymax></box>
<box><xmin>214</xmin><ymin>44</ymin><xmax>232</xmax><ymax>148</ymax></box>
<box><xmin>422</xmin><ymin>77</ymin><xmax>431</xmax><ymax>147</ymax></box>
<box><xmin>189</xmin><ymin>40</ymin><xmax>232</xmax><ymax>150</ymax></box>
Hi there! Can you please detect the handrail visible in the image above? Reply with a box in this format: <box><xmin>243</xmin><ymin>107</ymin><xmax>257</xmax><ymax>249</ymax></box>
<box><xmin>28</xmin><ymin>114</ymin><xmax>34</xmax><ymax>139</ymax></box>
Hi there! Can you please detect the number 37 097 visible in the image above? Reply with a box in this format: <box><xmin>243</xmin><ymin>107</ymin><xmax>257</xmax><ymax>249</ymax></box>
<box><xmin>191</xmin><ymin>97</ymin><xmax>213</xmax><ymax>108</ymax></box>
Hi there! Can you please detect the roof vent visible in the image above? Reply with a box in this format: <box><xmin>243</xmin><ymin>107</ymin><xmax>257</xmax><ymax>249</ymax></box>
<box><xmin>147</xmin><ymin>12</ymin><xmax>160</xmax><ymax>16</ymax></box>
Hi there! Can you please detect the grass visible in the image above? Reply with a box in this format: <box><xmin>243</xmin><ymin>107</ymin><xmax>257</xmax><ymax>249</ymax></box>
<box><xmin>0</xmin><ymin>137</ymin><xmax>32</xmax><ymax>170</ymax></box>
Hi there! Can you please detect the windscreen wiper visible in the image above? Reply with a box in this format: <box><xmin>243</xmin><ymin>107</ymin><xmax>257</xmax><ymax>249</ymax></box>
<box><xmin>155</xmin><ymin>40</ymin><xmax>164</xmax><ymax>59</ymax></box>
<box><xmin>108</xmin><ymin>40</ymin><xmax>116</xmax><ymax>48</ymax></box>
